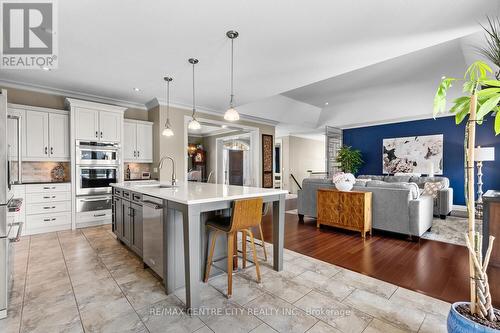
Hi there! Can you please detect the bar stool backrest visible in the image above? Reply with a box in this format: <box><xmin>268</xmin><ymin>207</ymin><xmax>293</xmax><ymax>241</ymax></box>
<box><xmin>228</xmin><ymin>197</ymin><xmax>263</xmax><ymax>232</ymax></box>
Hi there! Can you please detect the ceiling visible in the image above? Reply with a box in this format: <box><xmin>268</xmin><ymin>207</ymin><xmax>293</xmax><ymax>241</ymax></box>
<box><xmin>1</xmin><ymin>0</ymin><xmax>499</xmax><ymax>132</ymax></box>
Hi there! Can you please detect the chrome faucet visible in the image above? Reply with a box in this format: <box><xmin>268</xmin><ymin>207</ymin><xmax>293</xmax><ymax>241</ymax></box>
<box><xmin>158</xmin><ymin>156</ymin><xmax>177</xmax><ymax>186</ymax></box>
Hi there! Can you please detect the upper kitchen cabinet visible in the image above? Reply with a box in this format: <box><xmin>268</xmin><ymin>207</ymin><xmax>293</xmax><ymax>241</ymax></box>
<box><xmin>8</xmin><ymin>104</ymin><xmax>70</xmax><ymax>162</ymax></box>
<box><xmin>123</xmin><ymin>119</ymin><xmax>153</xmax><ymax>163</ymax></box>
<box><xmin>66</xmin><ymin>99</ymin><xmax>125</xmax><ymax>143</ymax></box>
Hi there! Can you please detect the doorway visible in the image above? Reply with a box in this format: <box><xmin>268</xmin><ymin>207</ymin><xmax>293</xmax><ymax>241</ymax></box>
<box><xmin>228</xmin><ymin>150</ymin><xmax>244</xmax><ymax>185</ymax></box>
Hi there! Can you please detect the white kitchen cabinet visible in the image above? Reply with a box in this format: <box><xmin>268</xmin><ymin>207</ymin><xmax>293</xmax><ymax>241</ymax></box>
<box><xmin>48</xmin><ymin>113</ymin><xmax>70</xmax><ymax>160</ymax></box>
<box><xmin>136</xmin><ymin>123</ymin><xmax>153</xmax><ymax>162</ymax></box>
<box><xmin>75</xmin><ymin>107</ymin><xmax>99</xmax><ymax>141</ymax></box>
<box><xmin>123</xmin><ymin>121</ymin><xmax>137</xmax><ymax>161</ymax></box>
<box><xmin>99</xmin><ymin>111</ymin><xmax>122</xmax><ymax>142</ymax></box>
<box><xmin>25</xmin><ymin>110</ymin><xmax>49</xmax><ymax>159</ymax></box>
<box><xmin>123</xmin><ymin>120</ymin><xmax>153</xmax><ymax>163</ymax></box>
<box><xmin>23</xmin><ymin>108</ymin><xmax>70</xmax><ymax>161</ymax></box>
<box><xmin>7</xmin><ymin>108</ymin><xmax>25</xmax><ymax>160</ymax></box>
<box><xmin>74</xmin><ymin>106</ymin><xmax>122</xmax><ymax>142</ymax></box>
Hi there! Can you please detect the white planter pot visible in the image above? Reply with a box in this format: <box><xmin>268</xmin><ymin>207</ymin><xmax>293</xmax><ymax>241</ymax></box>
<box><xmin>335</xmin><ymin>181</ymin><xmax>353</xmax><ymax>192</ymax></box>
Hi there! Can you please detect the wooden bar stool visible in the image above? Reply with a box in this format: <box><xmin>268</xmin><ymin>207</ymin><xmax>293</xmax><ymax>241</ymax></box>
<box><xmin>204</xmin><ymin>197</ymin><xmax>263</xmax><ymax>298</ymax></box>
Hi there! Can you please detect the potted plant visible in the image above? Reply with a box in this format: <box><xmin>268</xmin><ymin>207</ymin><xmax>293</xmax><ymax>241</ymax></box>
<box><xmin>336</xmin><ymin>145</ymin><xmax>364</xmax><ymax>174</ymax></box>
<box><xmin>434</xmin><ymin>59</ymin><xmax>500</xmax><ymax>331</ymax></box>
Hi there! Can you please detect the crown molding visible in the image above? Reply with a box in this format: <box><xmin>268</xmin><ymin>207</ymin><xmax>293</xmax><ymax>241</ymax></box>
<box><xmin>146</xmin><ymin>98</ymin><xmax>280</xmax><ymax>127</ymax></box>
<box><xmin>0</xmin><ymin>79</ymin><xmax>147</xmax><ymax>110</ymax></box>
<box><xmin>337</xmin><ymin>112</ymin><xmax>455</xmax><ymax>130</ymax></box>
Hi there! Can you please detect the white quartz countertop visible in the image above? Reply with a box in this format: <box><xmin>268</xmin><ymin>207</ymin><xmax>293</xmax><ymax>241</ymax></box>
<box><xmin>111</xmin><ymin>181</ymin><xmax>287</xmax><ymax>205</ymax></box>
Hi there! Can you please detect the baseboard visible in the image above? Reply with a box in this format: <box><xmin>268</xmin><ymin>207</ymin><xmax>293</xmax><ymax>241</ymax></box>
<box><xmin>452</xmin><ymin>205</ymin><xmax>467</xmax><ymax>211</ymax></box>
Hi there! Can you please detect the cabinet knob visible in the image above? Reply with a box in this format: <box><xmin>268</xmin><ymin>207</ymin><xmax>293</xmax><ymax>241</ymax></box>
<box><xmin>50</xmin><ymin>147</ymin><xmax>54</xmax><ymax>155</ymax></box>
<box><xmin>100</xmin><ymin>131</ymin><xmax>103</xmax><ymax>138</ymax></box>
<box><xmin>44</xmin><ymin>147</ymin><xmax>48</xmax><ymax>155</ymax></box>
<box><xmin>95</xmin><ymin>131</ymin><xmax>98</xmax><ymax>138</ymax></box>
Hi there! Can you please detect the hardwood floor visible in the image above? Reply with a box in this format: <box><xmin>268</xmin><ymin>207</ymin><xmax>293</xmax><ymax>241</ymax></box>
<box><xmin>259</xmin><ymin>211</ymin><xmax>500</xmax><ymax>307</ymax></box>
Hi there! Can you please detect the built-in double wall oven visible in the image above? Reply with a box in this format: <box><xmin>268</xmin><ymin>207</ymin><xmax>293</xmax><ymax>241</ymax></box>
<box><xmin>76</xmin><ymin>141</ymin><xmax>119</xmax><ymax>213</ymax></box>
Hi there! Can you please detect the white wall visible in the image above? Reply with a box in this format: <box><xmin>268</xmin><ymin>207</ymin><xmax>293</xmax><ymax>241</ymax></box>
<box><xmin>281</xmin><ymin>135</ymin><xmax>325</xmax><ymax>194</ymax></box>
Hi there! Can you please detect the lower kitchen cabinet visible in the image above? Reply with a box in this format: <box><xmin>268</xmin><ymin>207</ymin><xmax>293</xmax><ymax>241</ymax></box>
<box><xmin>113</xmin><ymin>190</ymin><xmax>143</xmax><ymax>257</ymax></box>
<box><xmin>130</xmin><ymin>202</ymin><xmax>143</xmax><ymax>256</ymax></box>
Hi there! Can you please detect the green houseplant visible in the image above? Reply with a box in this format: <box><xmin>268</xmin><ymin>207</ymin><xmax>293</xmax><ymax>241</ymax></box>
<box><xmin>336</xmin><ymin>145</ymin><xmax>364</xmax><ymax>174</ymax></box>
<box><xmin>434</xmin><ymin>60</ymin><xmax>499</xmax><ymax>330</ymax></box>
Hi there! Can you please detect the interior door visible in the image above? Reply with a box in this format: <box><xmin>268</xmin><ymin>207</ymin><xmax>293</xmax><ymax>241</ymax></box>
<box><xmin>49</xmin><ymin>113</ymin><xmax>70</xmax><ymax>160</ymax></box>
<box><xmin>25</xmin><ymin>110</ymin><xmax>49</xmax><ymax>160</ymax></box>
<box><xmin>123</xmin><ymin>122</ymin><xmax>136</xmax><ymax>161</ymax></box>
<box><xmin>136</xmin><ymin>123</ymin><xmax>153</xmax><ymax>162</ymax></box>
<box><xmin>99</xmin><ymin>111</ymin><xmax>121</xmax><ymax>142</ymax></box>
<box><xmin>228</xmin><ymin>150</ymin><xmax>244</xmax><ymax>186</ymax></box>
<box><xmin>76</xmin><ymin>108</ymin><xmax>99</xmax><ymax>141</ymax></box>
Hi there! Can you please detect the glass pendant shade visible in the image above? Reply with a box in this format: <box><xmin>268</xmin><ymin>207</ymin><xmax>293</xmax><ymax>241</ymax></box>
<box><xmin>225</xmin><ymin>30</ymin><xmax>240</xmax><ymax>122</ymax></box>
<box><xmin>188</xmin><ymin>117</ymin><xmax>201</xmax><ymax>130</ymax></box>
<box><xmin>162</xmin><ymin>76</ymin><xmax>174</xmax><ymax>137</ymax></box>
<box><xmin>224</xmin><ymin>107</ymin><xmax>240</xmax><ymax>121</ymax></box>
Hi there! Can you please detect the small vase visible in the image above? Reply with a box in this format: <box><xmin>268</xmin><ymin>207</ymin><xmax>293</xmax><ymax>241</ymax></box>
<box><xmin>335</xmin><ymin>181</ymin><xmax>353</xmax><ymax>192</ymax></box>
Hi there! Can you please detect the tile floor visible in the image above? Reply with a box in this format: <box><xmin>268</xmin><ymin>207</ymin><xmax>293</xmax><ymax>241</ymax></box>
<box><xmin>0</xmin><ymin>225</ymin><xmax>450</xmax><ymax>333</ymax></box>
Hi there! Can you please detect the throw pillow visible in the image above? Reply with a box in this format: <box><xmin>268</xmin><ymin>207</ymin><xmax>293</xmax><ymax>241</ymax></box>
<box><xmin>422</xmin><ymin>182</ymin><xmax>443</xmax><ymax>199</ymax></box>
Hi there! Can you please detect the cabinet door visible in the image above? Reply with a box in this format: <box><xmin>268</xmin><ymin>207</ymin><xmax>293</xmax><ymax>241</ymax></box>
<box><xmin>99</xmin><ymin>111</ymin><xmax>122</xmax><ymax>142</ymax></box>
<box><xmin>130</xmin><ymin>203</ymin><xmax>143</xmax><ymax>256</ymax></box>
<box><xmin>76</xmin><ymin>108</ymin><xmax>99</xmax><ymax>140</ymax></box>
<box><xmin>25</xmin><ymin>110</ymin><xmax>49</xmax><ymax>160</ymax></box>
<box><xmin>123</xmin><ymin>122</ymin><xmax>137</xmax><ymax>161</ymax></box>
<box><xmin>7</xmin><ymin>108</ymin><xmax>25</xmax><ymax>161</ymax></box>
<box><xmin>136</xmin><ymin>123</ymin><xmax>153</xmax><ymax>162</ymax></box>
<box><xmin>49</xmin><ymin>113</ymin><xmax>70</xmax><ymax>160</ymax></box>
<box><xmin>122</xmin><ymin>200</ymin><xmax>131</xmax><ymax>246</ymax></box>
<box><xmin>114</xmin><ymin>197</ymin><xmax>123</xmax><ymax>238</ymax></box>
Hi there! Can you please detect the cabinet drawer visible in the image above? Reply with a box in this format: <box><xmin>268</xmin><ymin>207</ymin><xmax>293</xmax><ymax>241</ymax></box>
<box><xmin>122</xmin><ymin>190</ymin><xmax>131</xmax><ymax>200</ymax></box>
<box><xmin>27</xmin><ymin>212</ymin><xmax>71</xmax><ymax>229</ymax></box>
<box><xmin>25</xmin><ymin>183</ymin><xmax>71</xmax><ymax>193</ymax></box>
<box><xmin>26</xmin><ymin>191</ymin><xmax>71</xmax><ymax>203</ymax></box>
<box><xmin>132</xmin><ymin>192</ymin><xmax>142</xmax><ymax>203</ymax></box>
<box><xmin>114</xmin><ymin>188</ymin><xmax>122</xmax><ymax>197</ymax></box>
<box><xmin>76</xmin><ymin>209</ymin><xmax>112</xmax><ymax>224</ymax></box>
<box><xmin>26</xmin><ymin>201</ymin><xmax>71</xmax><ymax>215</ymax></box>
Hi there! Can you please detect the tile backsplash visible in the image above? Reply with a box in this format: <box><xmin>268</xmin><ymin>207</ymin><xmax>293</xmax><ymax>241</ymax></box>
<box><xmin>124</xmin><ymin>163</ymin><xmax>152</xmax><ymax>180</ymax></box>
<box><xmin>17</xmin><ymin>162</ymin><xmax>71</xmax><ymax>183</ymax></box>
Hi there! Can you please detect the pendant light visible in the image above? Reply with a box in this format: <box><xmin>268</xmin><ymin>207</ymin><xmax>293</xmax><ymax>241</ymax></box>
<box><xmin>224</xmin><ymin>30</ymin><xmax>240</xmax><ymax>121</ymax></box>
<box><xmin>188</xmin><ymin>58</ymin><xmax>201</xmax><ymax>130</ymax></box>
<box><xmin>162</xmin><ymin>77</ymin><xmax>174</xmax><ymax>137</ymax></box>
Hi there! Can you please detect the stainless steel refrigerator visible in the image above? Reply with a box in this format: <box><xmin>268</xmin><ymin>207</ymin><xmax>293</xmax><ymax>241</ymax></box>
<box><xmin>0</xmin><ymin>89</ymin><xmax>23</xmax><ymax>319</ymax></box>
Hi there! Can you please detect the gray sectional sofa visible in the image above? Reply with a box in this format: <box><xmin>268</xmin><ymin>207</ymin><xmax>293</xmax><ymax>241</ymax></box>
<box><xmin>297</xmin><ymin>175</ymin><xmax>453</xmax><ymax>238</ymax></box>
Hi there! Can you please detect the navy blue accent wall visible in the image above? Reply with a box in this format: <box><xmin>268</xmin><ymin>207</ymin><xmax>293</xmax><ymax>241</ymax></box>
<box><xmin>343</xmin><ymin>116</ymin><xmax>500</xmax><ymax>205</ymax></box>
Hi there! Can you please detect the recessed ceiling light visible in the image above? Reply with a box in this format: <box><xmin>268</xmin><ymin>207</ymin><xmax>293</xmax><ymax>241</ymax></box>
<box><xmin>221</xmin><ymin>125</ymin><xmax>228</xmax><ymax>128</ymax></box>
<box><xmin>133</xmin><ymin>87</ymin><xmax>141</xmax><ymax>92</ymax></box>
<box><xmin>41</xmin><ymin>66</ymin><xmax>51</xmax><ymax>71</ymax></box>
<box><xmin>325</xmin><ymin>102</ymin><xmax>329</xmax><ymax>106</ymax></box>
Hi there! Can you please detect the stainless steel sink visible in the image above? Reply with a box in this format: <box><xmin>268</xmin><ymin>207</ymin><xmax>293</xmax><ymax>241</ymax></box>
<box><xmin>135</xmin><ymin>184</ymin><xmax>175</xmax><ymax>189</ymax></box>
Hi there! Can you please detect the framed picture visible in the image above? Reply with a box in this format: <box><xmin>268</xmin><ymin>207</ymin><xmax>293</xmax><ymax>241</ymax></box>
<box><xmin>382</xmin><ymin>134</ymin><xmax>443</xmax><ymax>175</ymax></box>
<box><xmin>262</xmin><ymin>134</ymin><xmax>274</xmax><ymax>188</ymax></box>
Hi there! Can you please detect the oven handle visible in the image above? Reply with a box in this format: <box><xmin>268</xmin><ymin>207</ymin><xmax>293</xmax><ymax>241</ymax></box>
<box><xmin>77</xmin><ymin>165</ymin><xmax>119</xmax><ymax>170</ymax></box>
<box><xmin>8</xmin><ymin>222</ymin><xmax>23</xmax><ymax>243</ymax></box>
<box><xmin>76</xmin><ymin>145</ymin><xmax>119</xmax><ymax>152</ymax></box>
<box><xmin>79</xmin><ymin>196</ymin><xmax>112</xmax><ymax>202</ymax></box>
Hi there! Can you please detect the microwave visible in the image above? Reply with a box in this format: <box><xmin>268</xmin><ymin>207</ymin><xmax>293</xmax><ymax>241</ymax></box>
<box><xmin>76</xmin><ymin>140</ymin><xmax>120</xmax><ymax>165</ymax></box>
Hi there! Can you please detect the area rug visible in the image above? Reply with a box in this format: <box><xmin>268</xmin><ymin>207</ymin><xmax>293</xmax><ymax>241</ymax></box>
<box><xmin>421</xmin><ymin>215</ymin><xmax>482</xmax><ymax>246</ymax></box>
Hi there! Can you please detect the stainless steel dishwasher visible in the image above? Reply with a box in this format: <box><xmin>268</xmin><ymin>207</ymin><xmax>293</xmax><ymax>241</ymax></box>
<box><xmin>142</xmin><ymin>195</ymin><xmax>164</xmax><ymax>279</ymax></box>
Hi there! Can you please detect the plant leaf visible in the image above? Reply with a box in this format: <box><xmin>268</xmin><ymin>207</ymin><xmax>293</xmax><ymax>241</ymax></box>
<box><xmin>433</xmin><ymin>78</ymin><xmax>456</xmax><ymax>116</ymax></box>
<box><xmin>477</xmin><ymin>87</ymin><xmax>500</xmax><ymax>99</ymax></box>
<box><xmin>479</xmin><ymin>79</ymin><xmax>500</xmax><ymax>87</ymax></box>
<box><xmin>495</xmin><ymin>111</ymin><xmax>500</xmax><ymax>135</ymax></box>
<box><xmin>455</xmin><ymin>106</ymin><xmax>469</xmax><ymax>124</ymax></box>
<box><xmin>477</xmin><ymin>94</ymin><xmax>500</xmax><ymax>120</ymax></box>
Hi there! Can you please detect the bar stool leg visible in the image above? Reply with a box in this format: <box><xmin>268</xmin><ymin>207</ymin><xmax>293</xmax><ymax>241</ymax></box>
<box><xmin>242</xmin><ymin>230</ymin><xmax>247</xmax><ymax>268</ymax></box>
<box><xmin>259</xmin><ymin>224</ymin><xmax>267</xmax><ymax>261</ymax></box>
<box><xmin>227</xmin><ymin>231</ymin><xmax>234</xmax><ymax>298</ymax></box>
<box><xmin>204</xmin><ymin>230</ymin><xmax>218</xmax><ymax>283</ymax></box>
<box><xmin>247</xmin><ymin>229</ymin><xmax>261</xmax><ymax>283</ymax></box>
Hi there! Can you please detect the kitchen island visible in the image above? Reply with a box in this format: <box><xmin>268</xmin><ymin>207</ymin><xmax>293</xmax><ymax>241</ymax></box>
<box><xmin>111</xmin><ymin>181</ymin><xmax>287</xmax><ymax>310</ymax></box>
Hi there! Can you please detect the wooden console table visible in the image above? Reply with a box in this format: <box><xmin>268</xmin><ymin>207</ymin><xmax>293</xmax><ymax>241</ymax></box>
<box><xmin>317</xmin><ymin>189</ymin><xmax>372</xmax><ymax>238</ymax></box>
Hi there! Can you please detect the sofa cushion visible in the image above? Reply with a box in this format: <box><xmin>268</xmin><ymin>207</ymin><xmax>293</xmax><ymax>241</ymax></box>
<box><xmin>366</xmin><ymin>180</ymin><xmax>419</xmax><ymax>200</ymax></box>
<box><xmin>358</xmin><ymin>175</ymin><xmax>385</xmax><ymax>181</ymax></box>
<box><xmin>354</xmin><ymin>180</ymin><xmax>368</xmax><ymax>187</ymax></box>
<box><xmin>421</xmin><ymin>182</ymin><xmax>443</xmax><ymax>199</ymax></box>
<box><xmin>410</xmin><ymin>176</ymin><xmax>449</xmax><ymax>189</ymax></box>
<box><xmin>384</xmin><ymin>175</ymin><xmax>412</xmax><ymax>183</ymax></box>
<box><xmin>302</xmin><ymin>178</ymin><xmax>332</xmax><ymax>186</ymax></box>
